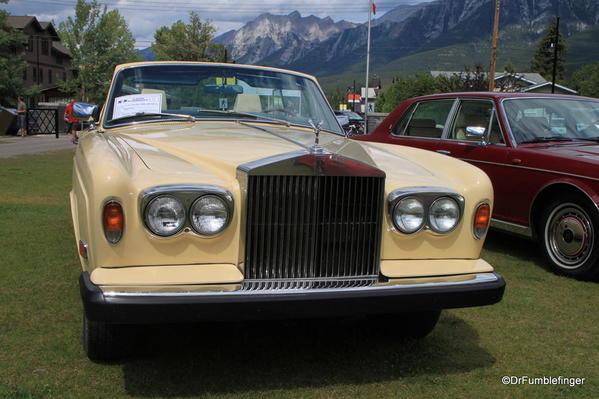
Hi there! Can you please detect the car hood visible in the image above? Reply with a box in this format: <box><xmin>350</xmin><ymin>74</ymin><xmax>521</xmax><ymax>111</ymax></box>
<box><xmin>106</xmin><ymin>121</ymin><xmax>448</xmax><ymax>185</ymax></box>
<box><xmin>525</xmin><ymin>142</ymin><xmax>599</xmax><ymax>160</ymax></box>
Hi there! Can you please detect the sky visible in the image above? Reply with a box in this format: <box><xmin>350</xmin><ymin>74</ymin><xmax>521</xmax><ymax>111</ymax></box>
<box><xmin>2</xmin><ymin>0</ymin><xmax>428</xmax><ymax>48</ymax></box>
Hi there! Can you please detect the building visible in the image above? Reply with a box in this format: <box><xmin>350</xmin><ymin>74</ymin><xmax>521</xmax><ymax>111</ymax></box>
<box><xmin>430</xmin><ymin>71</ymin><xmax>577</xmax><ymax>95</ymax></box>
<box><xmin>7</xmin><ymin>16</ymin><xmax>74</xmax><ymax>103</ymax></box>
<box><xmin>360</xmin><ymin>76</ymin><xmax>382</xmax><ymax>113</ymax></box>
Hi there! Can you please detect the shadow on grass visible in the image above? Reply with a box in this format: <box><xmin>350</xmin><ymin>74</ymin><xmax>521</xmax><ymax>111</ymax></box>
<box><xmin>484</xmin><ymin>230</ymin><xmax>551</xmax><ymax>272</ymax></box>
<box><xmin>122</xmin><ymin>313</ymin><xmax>495</xmax><ymax>396</ymax></box>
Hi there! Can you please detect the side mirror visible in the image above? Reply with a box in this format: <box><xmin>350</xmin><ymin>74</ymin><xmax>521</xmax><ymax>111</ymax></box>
<box><xmin>465</xmin><ymin>126</ymin><xmax>488</xmax><ymax>145</ymax></box>
<box><xmin>73</xmin><ymin>102</ymin><xmax>99</xmax><ymax>121</ymax></box>
<box><xmin>73</xmin><ymin>102</ymin><xmax>100</xmax><ymax>131</ymax></box>
<box><xmin>465</xmin><ymin>126</ymin><xmax>486</xmax><ymax>137</ymax></box>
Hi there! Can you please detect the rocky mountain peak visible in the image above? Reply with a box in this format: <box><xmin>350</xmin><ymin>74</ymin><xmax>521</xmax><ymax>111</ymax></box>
<box><xmin>216</xmin><ymin>11</ymin><xmax>358</xmax><ymax>65</ymax></box>
<box><xmin>214</xmin><ymin>0</ymin><xmax>598</xmax><ymax>75</ymax></box>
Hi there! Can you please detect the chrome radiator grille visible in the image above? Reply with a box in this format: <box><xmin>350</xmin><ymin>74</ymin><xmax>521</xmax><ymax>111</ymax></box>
<box><xmin>243</xmin><ymin>175</ymin><xmax>384</xmax><ymax>290</ymax></box>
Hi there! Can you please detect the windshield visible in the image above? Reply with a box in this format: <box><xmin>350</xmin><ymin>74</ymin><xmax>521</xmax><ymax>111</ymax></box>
<box><xmin>503</xmin><ymin>98</ymin><xmax>599</xmax><ymax>144</ymax></box>
<box><xmin>103</xmin><ymin>63</ymin><xmax>342</xmax><ymax>134</ymax></box>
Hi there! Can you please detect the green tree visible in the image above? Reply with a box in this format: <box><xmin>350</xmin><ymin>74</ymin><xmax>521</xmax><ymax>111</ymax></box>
<box><xmin>0</xmin><ymin>0</ymin><xmax>28</xmax><ymax>104</ymax></box>
<box><xmin>436</xmin><ymin>65</ymin><xmax>487</xmax><ymax>92</ymax></box>
<box><xmin>58</xmin><ymin>0</ymin><xmax>140</xmax><ymax>104</ymax></box>
<box><xmin>531</xmin><ymin>17</ymin><xmax>567</xmax><ymax>81</ymax></box>
<box><xmin>152</xmin><ymin>12</ymin><xmax>225</xmax><ymax>62</ymax></box>
<box><xmin>326</xmin><ymin>87</ymin><xmax>346</xmax><ymax>110</ymax></box>
<box><xmin>376</xmin><ymin>73</ymin><xmax>438</xmax><ymax>113</ymax></box>
<box><xmin>571</xmin><ymin>63</ymin><xmax>599</xmax><ymax>98</ymax></box>
<box><xmin>504</xmin><ymin>62</ymin><xmax>515</xmax><ymax>74</ymax></box>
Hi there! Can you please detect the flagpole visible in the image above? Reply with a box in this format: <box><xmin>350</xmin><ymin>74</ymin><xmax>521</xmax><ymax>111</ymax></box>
<box><xmin>364</xmin><ymin>0</ymin><xmax>372</xmax><ymax>134</ymax></box>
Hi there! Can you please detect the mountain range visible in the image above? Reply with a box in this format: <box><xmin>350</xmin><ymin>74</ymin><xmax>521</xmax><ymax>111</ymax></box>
<box><xmin>140</xmin><ymin>0</ymin><xmax>599</xmax><ymax>78</ymax></box>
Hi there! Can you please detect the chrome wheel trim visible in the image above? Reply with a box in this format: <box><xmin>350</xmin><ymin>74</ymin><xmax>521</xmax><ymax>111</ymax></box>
<box><xmin>545</xmin><ymin>202</ymin><xmax>594</xmax><ymax>269</ymax></box>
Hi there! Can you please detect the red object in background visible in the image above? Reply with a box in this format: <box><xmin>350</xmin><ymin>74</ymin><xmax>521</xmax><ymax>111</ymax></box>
<box><xmin>64</xmin><ymin>102</ymin><xmax>78</xmax><ymax>123</ymax></box>
<box><xmin>372</xmin><ymin>1</ymin><xmax>377</xmax><ymax>15</ymax></box>
<box><xmin>353</xmin><ymin>91</ymin><xmax>599</xmax><ymax>280</ymax></box>
<box><xmin>347</xmin><ymin>94</ymin><xmax>362</xmax><ymax>103</ymax></box>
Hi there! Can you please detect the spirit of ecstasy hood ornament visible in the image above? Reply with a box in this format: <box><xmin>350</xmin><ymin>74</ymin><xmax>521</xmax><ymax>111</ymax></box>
<box><xmin>308</xmin><ymin>119</ymin><xmax>324</xmax><ymax>153</ymax></box>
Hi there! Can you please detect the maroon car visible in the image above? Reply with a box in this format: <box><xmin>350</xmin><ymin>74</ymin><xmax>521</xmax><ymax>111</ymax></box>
<box><xmin>355</xmin><ymin>92</ymin><xmax>599</xmax><ymax>280</ymax></box>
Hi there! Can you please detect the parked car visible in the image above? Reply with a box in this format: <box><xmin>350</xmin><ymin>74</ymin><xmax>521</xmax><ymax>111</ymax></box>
<box><xmin>71</xmin><ymin>63</ymin><xmax>505</xmax><ymax>361</ymax></box>
<box><xmin>334</xmin><ymin>110</ymin><xmax>365</xmax><ymax>135</ymax></box>
<box><xmin>333</xmin><ymin>110</ymin><xmax>350</xmax><ymax>127</ymax></box>
<box><xmin>355</xmin><ymin>92</ymin><xmax>599</xmax><ymax>280</ymax></box>
<box><xmin>339</xmin><ymin>109</ymin><xmax>365</xmax><ymax>134</ymax></box>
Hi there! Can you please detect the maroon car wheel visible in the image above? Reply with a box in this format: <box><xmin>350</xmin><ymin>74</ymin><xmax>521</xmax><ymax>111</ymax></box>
<box><xmin>542</xmin><ymin>198</ymin><xmax>599</xmax><ymax>280</ymax></box>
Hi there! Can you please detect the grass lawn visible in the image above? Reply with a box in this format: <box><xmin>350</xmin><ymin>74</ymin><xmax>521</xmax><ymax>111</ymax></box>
<box><xmin>0</xmin><ymin>150</ymin><xmax>597</xmax><ymax>399</ymax></box>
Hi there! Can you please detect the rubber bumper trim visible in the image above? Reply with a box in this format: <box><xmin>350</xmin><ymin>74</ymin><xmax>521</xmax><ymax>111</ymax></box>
<box><xmin>79</xmin><ymin>272</ymin><xmax>505</xmax><ymax>324</ymax></box>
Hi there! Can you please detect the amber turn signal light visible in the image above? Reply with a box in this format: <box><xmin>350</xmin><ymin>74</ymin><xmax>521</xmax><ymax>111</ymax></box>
<box><xmin>103</xmin><ymin>201</ymin><xmax>124</xmax><ymax>244</ymax></box>
<box><xmin>473</xmin><ymin>203</ymin><xmax>491</xmax><ymax>239</ymax></box>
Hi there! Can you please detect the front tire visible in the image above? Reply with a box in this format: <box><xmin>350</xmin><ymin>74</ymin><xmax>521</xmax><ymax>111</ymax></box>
<box><xmin>83</xmin><ymin>312</ymin><xmax>130</xmax><ymax>362</ymax></box>
<box><xmin>540</xmin><ymin>196</ymin><xmax>599</xmax><ymax>280</ymax></box>
<box><xmin>370</xmin><ymin>310</ymin><xmax>441</xmax><ymax>339</ymax></box>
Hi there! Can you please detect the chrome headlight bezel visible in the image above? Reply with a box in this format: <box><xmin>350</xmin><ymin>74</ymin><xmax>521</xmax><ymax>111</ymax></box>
<box><xmin>143</xmin><ymin>195</ymin><xmax>186</xmax><ymax>237</ymax></box>
<box><xmin>140</xmin><ymin>185</ymin><xmax>234</xmax><ymax>238</ymax></box>
<box><xmin>428</xmin><ymin>196</ymin><xmax>461</xmax><ymax>234</ymax></box>
<box><xmin>392</xmin><ymin>197</ymin><xmax>426</xmax><ymax>234</ymax></box>
<box><xmin>388</xmin><ymin>187</ymin><xmax>465</xmax><ymax>235</ymax></box>
<box><xmin>189</xmin><ymin>194</ymin><xmax>231</xmax><ymax>236</ymax></box>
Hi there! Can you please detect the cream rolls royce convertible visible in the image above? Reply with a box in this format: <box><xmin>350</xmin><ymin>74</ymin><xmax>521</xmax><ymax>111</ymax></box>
<box><xmin>70</xmin><ymin>62</ymin><xmax>505</xmax><ymax>361</ymax></box>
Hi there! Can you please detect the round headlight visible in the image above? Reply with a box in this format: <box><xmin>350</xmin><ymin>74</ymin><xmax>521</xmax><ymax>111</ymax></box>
<box><xmin>429</xmin><ymin>197</ymin><xmax>460</xmax><ymax>233</ymax></box>
<box><xmin>190</xmin><ymin>195</ymin><xmax>229</xmax><ymax>236</ymax></box>
<box><xmin>145</xmin><ymin>195</ymin><xmax>186</xmax><ymax>236</ymax></box>
<box><xmin>393</xmin><ymin>197</ymin><xmax>425</xmax><ymax>233</ymax></box>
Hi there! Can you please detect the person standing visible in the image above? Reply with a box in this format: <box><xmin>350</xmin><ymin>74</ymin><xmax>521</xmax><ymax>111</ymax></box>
<box><xmin>16</xmin><ymin>97</ymin><xmax>27</xmax><ymax>137</ymax></box>
<box><xmin>64</xmin><ymin>96</ymin><xmax>79</xmax><ymax>144</ymax></box>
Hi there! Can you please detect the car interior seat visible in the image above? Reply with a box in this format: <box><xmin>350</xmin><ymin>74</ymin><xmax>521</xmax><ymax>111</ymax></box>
<box><xmin>406</xmin><ymin>118</ymin><xmax>442</xmax><ymax>138</ymax></box>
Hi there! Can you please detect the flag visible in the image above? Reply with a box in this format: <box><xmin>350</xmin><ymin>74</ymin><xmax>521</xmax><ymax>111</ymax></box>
<box><xmin>372</xmin><ymin>1</ymin><xmax>377</xmax><ymax>15</ymax></box>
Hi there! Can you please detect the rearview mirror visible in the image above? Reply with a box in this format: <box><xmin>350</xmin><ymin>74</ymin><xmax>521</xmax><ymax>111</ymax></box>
<box><xmin>203</xmin><ymin>84</ymin><xmax>244</xmax><ymax>95</ymax></box>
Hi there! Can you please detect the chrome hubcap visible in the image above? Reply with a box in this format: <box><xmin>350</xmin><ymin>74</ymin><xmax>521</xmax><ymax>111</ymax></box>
<box><xmin>546</xmin><ymin>204</ymin><xmax>593</xmax><ymax>269</ymax></box>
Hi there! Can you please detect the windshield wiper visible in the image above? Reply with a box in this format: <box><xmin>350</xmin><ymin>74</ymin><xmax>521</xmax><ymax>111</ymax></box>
<box><xmin>108</xmin><ymin>112</ymin><xmax>196</xmax><ymax>124</ymax></box>
<box><xmin>520</xmin><ymin>136</ymin><xmax>574</xmax><ymax>144</ymax></box>
<box><xmin>573</xmin><ymin>137</ymin><xmax>599</xmax><ymax>143</ymax></box>
<box><xmin>198</xmin><ymin>109</ymin><xmax>291</xmax><ymax>127</ymax></box>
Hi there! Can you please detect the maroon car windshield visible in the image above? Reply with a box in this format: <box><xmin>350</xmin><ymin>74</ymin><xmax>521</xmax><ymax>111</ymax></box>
<box><xmin>503</xmin><ymin>98</ymin><xmax>599</xmax><ymax>144</ymax></box>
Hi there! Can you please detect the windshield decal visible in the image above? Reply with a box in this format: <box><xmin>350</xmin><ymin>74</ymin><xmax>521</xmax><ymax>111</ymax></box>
<box><xmin>113</xmin><ymin>94</ymin><xmax>162</xmax><ymax>119</ymax></box>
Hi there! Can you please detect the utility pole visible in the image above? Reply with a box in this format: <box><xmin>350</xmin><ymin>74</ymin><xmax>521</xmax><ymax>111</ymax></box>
<box><xmin>551</xmin><ymin>16</ymin><xmax>560</xmax><ymax>94</ymax></box>
<box><xmin>364</xmin><ymin>0</ymin><xmax>373</xmax><ymax>134</ymax></box>
<box><xmin>352</xmin><ymin>80</ymin><xmax>356</xmax><ymax>112</ymax></box>
<box><xmin>488</xmin><ymin>0</ymin><xmax>501</xmax><ymax>91</ymax></box>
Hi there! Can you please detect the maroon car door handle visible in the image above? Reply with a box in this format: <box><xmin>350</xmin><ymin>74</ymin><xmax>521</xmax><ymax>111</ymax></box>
<box><xmin>511</xmin><ymin>158</ymin><xmax>522</xmax><ymax>165</ymax></box>
<box><xmin>436</xmin><ymin>150</ymin><xmax>451</xmax><ymax>155</ymax></box>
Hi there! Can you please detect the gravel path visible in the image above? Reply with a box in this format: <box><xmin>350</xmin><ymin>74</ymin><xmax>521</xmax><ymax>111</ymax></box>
<box><xmin>0</xmin><ymin>134</ymin><xmax>76</xmax><ymax>158</ymax></box>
